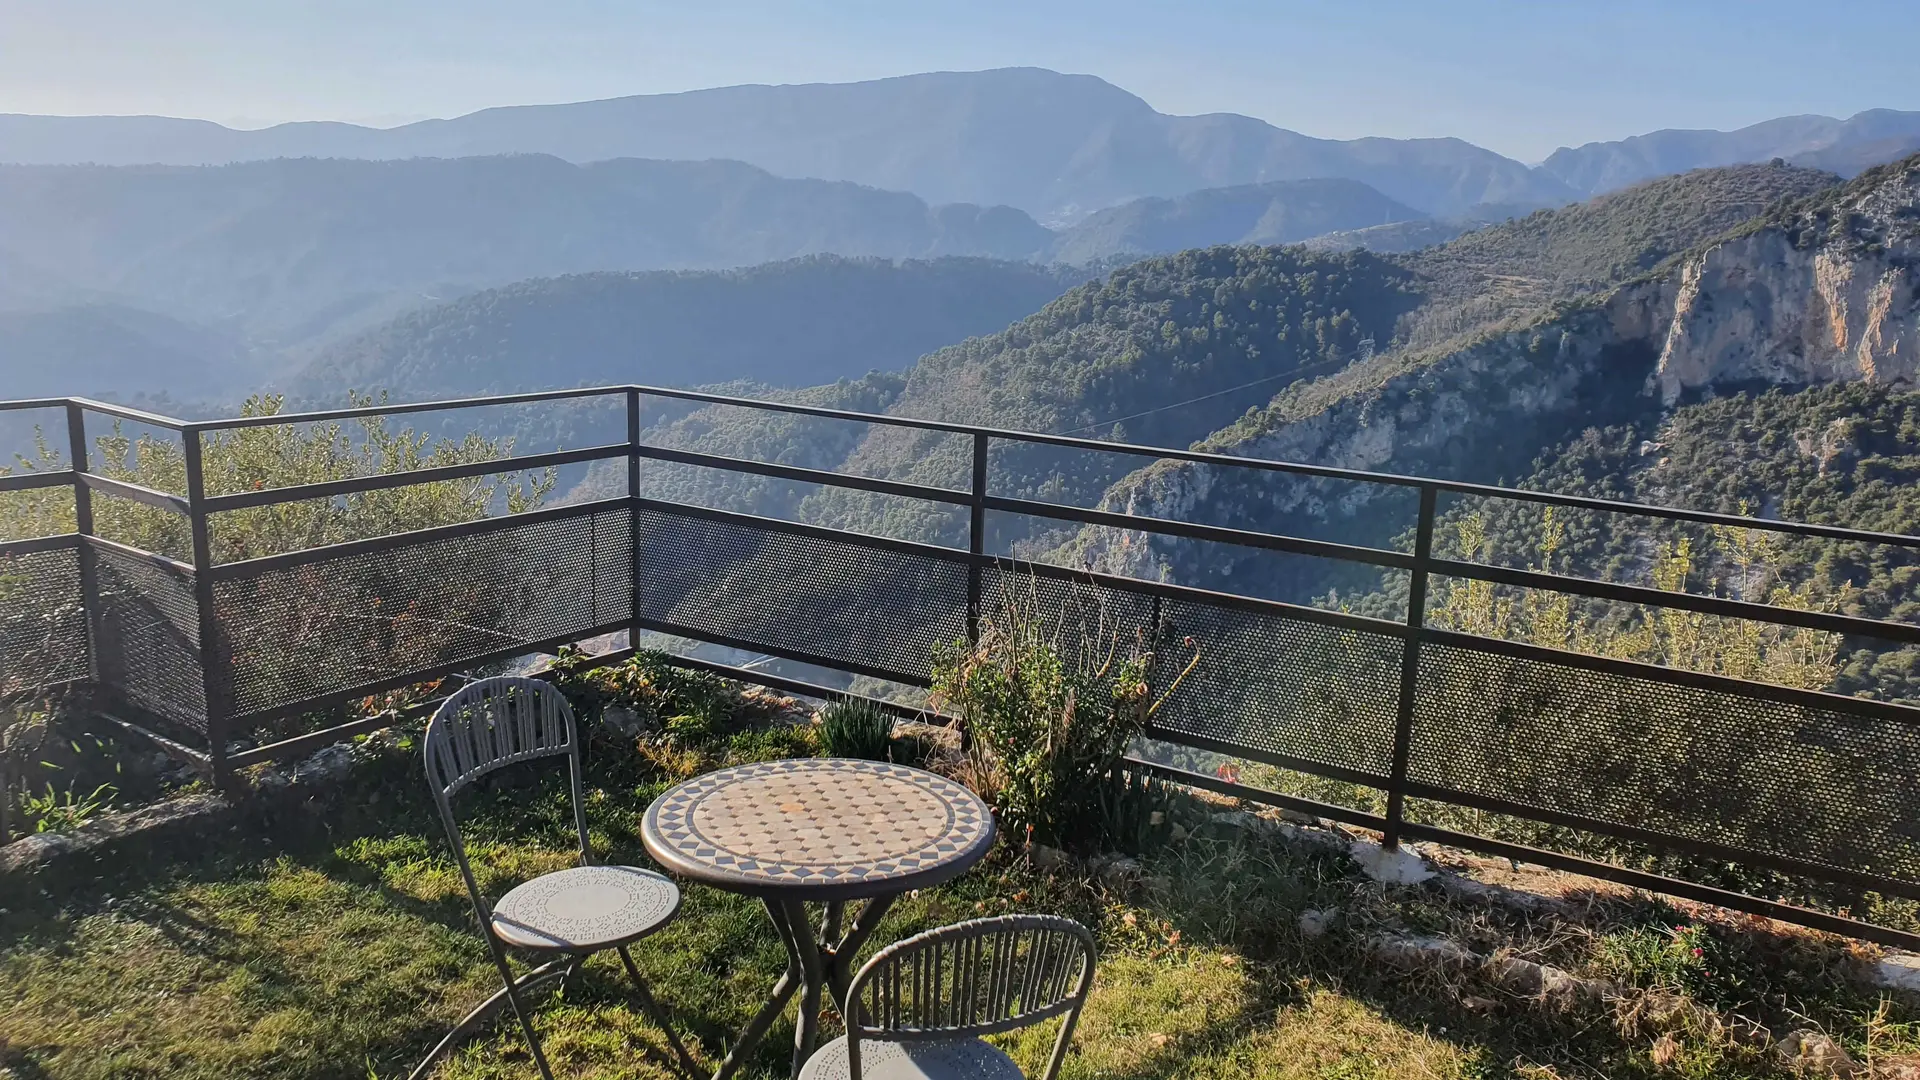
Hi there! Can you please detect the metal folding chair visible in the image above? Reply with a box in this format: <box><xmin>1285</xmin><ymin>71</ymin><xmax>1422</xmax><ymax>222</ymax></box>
<box><xmin>414</xmin><ymin>676</ymin><xmax>699</xmax><ymax>1080</ymax></box>
<box><xmin>800</xmin><ymin>914</ymin><xmax>1096</xmax><ymax>1080</ymax></box>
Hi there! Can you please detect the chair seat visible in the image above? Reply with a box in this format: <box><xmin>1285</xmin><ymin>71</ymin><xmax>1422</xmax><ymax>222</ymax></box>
<box><xmin>799</xmin><ymin>1035</ymin><xmax>1024</xmax><ymax>1080</ymax></box>
<box><xmin>490</xmin><ymin>865</ymin><xmax>681</xmax><ymax>951</ymax></box>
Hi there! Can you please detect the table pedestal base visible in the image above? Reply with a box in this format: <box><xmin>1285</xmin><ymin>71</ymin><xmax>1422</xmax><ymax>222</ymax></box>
<box><xmin>711</xmin><ymin>894</ymin><xmax>898</xmax><ymax>1080</ymax></box>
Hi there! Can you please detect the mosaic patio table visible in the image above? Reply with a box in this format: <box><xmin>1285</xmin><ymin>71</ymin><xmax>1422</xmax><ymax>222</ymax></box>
<box><xmin>642</xmin><ymin>757</ymin><xmax>995</xmax><ymax>1080</ymax></box>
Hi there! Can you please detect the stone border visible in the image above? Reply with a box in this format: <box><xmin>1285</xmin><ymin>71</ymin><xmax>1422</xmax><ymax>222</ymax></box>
<box><xmin>0</xmin><ymin>739</ymin><xmax>363</xmax><ymax>877</ymax></box>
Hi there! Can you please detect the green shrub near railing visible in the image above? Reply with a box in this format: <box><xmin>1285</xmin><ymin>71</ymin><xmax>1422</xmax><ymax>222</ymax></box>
<box><xmin>930</xmin><ymin>579</ymin><xmax>1198</xmax><ymax>853</ymax></box>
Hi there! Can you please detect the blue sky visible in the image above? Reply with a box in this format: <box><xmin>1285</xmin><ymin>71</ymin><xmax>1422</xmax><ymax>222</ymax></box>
<box><xmin>1</xmin><ymin>0</ymin><xmax>1911</xmax><ymax>162</ymax></box>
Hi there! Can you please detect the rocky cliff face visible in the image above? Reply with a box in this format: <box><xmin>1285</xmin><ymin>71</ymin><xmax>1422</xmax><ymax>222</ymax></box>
<box><xmin>1653</xmin><ymin>180</ymin><xmax>1920</xmax><ymax>399</ymax></box>
<box><xmin>1072</xmin><ymin>155</ymin><xmax>1920</xmax><ymax>595</ymax></box>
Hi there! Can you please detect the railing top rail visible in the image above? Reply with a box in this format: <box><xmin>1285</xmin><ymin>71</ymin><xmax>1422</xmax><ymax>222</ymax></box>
<box><xmin>68</xmin><ymin>398</ymin><xmax>192</xmax><ymax>431</ymax></box>
<box><xmin>184</xmin><ymin>384</ymin><xmax>631</xmax><ymax>431</ymax></box>
<box><xmin>6</xmin><ymin>385</ymin><xmax>1920</xmax><ymax>552</ymax></box>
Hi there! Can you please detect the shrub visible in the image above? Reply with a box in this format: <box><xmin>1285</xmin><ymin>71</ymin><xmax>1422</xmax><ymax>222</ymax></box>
<box><xmin>818</xmin><ymin>698</ymin><xmax>895</xmax><ymax>761</ymax></box>
<box><xmin>550</xmin><ymin>648</ymin><xmax>748</xmax><ymax>747</ymax></box>
<box><xmin>930</xmin><ymin>577</ymin><xmax>1197</xmax><ymax>852</ymax></box>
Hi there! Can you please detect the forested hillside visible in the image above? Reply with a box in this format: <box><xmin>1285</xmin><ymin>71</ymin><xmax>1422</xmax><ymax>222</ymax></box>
<box><xmin>628</xmin><ymin>246</ymin><xmax>1420</xmax><ymax>554</ymax></box>
<box><xmin>1390</xmin><ymin>162</ymin><xmax>1841</xmax><ymax>349</ymax></box>
<box><xmin>1060</xmin><ymin>154</ymin><xmax>1920</xmax><ymax>707</ymax></box>
<box><xmin>295</xmin><ymin>256</ymin><xmax>1084</xmax><ymax>401</ymax></box>
<box><xmin>574</xmin><ymin>373</ymin><xmax>912</xmax><ymax>521</ymax></box>
<box><xmin>624</xmin><ymin>163</ymin><xmax>1850</xmax><ymax>559</ymax></box>
<box><xmin>1325</xmin><ymin>383</ymin><xmax>1920</xmax><ymax>704</ymax></box>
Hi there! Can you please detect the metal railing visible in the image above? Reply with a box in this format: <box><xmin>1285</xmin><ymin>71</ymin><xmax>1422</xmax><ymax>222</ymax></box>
<box><xmin>6</xmin><ymin>386</ymin><xmax>1920</xmax><ymax>948</ymax></box>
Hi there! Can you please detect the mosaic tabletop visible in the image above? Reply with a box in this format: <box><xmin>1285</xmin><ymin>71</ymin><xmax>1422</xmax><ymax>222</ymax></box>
<box><xmin>642</xmin><ymin>758</ymin><xmax>995</xmax><ymax>900</ymax></box>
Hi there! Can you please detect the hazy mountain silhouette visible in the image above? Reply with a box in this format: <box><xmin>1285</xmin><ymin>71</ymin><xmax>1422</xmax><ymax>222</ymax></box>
<box><xmin>1540</xmin><ymin>109</ymin><xmax>1920</xmax><ymax>196</ymax></box>
<box><xmin>0</xmin><ymin>68</ymin><xmax>1573</xmax><ymax>220</ymax></box>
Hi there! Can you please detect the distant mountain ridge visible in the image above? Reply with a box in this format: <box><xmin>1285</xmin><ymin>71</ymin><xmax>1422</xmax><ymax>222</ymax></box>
<box><xmin>0</xmin><ymin>154</ymin><xmax>1053</xmax><ymax>350</ymax></box>
<box><xmin>9</xmin><ymin>70</ymin><xmax>1917</xmax><ymax>226</ymax></box>
<box><xmin>0</xmin><ymin>68</ymin><xmax>1574</xmax><ymax>219</ymax></box>
<box><xmin>1541</xmin><ymin>109</ymin><xmax>1920</xmax><ymax>196</ymax></box>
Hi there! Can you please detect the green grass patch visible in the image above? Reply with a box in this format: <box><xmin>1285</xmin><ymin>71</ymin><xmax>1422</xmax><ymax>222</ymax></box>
<box><xmin>4</xmin><ymin>724</ymin><xmax>1916</xmax><ymax>1079</ymax></box>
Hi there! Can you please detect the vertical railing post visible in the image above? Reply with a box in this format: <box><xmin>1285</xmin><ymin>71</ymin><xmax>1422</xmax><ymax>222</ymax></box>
<box><xmin>1382</xmin><ymin>483</ymin><xmax>1437</xmax><ymax>850</ymax></box>
<box><xmin>966</xmin><ymin>433</ymin><xmax>988</xmax><ymax>645</ymax></box>
<box><xmin>181</xmin><ymin>425</ymin><xmax>228</xmax><ymax>788</ymax></box>
<box><xmin>65</xmin><ymin>402</ymin><xmax>101</xmax><ymax>685</ymax></box>
<box><xmin>627</xmin><ymin>388</ymin><xmax>644</xmax><ymax>655</ymax></box>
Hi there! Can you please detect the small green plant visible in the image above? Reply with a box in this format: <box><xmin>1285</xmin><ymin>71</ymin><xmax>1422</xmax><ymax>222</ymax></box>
<box><xmin>818</xmin><ymin>698</ymin><xmax>896</xmax><ymax>761</ymax></box>
<box><xmin>663</xmin><ymin>701</ymin><xmax>725</xmax><ymax>744</ymax></box>
<box><xmin>547</xmin><ymin>644</ymin><xmax>613</xmax><ymax>720</ymax></box>
<box><xmin>630</xmin><ymin>651</ymin><xmax>735</xmax><ymax>723</ymax></box>
<box><xmin>19</xmin><ymin>781</ymin><xmax>116</xmax><ymax>833</ymax></box>
<box><xmin>1593</xmin><ymin>920</ymin><xmax>1714</xmax><ymax>995</ymax></box>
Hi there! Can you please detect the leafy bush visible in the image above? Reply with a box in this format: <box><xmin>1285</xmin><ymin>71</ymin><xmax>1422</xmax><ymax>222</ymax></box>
<box><xmin>551</xmin><ymin>647</ymin><xmax>748</xmax><ymax>747</ymax></box>
<box><xmin>818</xmin><ymin>698</ymin><xmax>895</xmax><ymax>761</ymax></box>
<box><xmin>930</xmin><ymin>580</ymin><xmax>1197</xmax><ymax>852</ymax></box>
<box><xmin>1</xmin><ymin>393</ymin><xmax>553</xmax><ymax>558</ymax></box>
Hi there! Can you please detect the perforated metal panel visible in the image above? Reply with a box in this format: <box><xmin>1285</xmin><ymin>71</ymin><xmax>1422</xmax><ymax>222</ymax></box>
<box><xmin>92</xmin><ymin>545</ymin><xmax>203</xmax><ymax>730</ymax></box>
<box><xmin>1410</xmin><ymin>642</ymin><xmax>1920</xmax><ymax>883</ymax></box>
<box><xmin>0</xmin><ymin>545</ymin><xmax>89</xmax><ymax>696</ymax></box>
<box><xmin>978</xmin><ymin>564</ymin><xmax>1159</xmax><ymax>675</ymax></box>
<box><xmin>635</xmin><ymin>506</ymin><xmax>968</xmax><ymax>683</ymax></box>
<box><xmin>1152</xmin><ymin>597</ymin><xmax>1403</xmax><ymax>779</ymax></box>
<box><xmin>216</xmin><ymin>506</ymin><xmax>631</xmax><ymax>719</ymax></box>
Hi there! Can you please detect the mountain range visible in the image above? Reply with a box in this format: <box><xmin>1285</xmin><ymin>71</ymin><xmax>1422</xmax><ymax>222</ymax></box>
<box><xmin>1540</xmin><ymin>109</ymin><xmax>1920</xmax><ymax>196</ymax></box>
<box><xmin>0</xmin><ymin>69</ymin><xmax>1567</xmax><ymax>220</ymax></box>
<box><xmin>8</xmin><ymin>68</ymin><xmax>1917</xmax><ymax>226</ymax></box>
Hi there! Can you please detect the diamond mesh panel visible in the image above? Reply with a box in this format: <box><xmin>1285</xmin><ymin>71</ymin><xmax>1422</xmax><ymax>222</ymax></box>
<box><xmin>216</xmin><ymin>507</ymin><xmax>632</xmax><ymax>719</ymax></box>
<box><xmin>636</xmin><ymin>507</ymin><xmax>968</xmax><ymax>683</ymax></box>
<box><xmin>1411</xmin><ymin>642</ymin><xmax>1920</xmax><ymax>883</ymax></box>
<box><xmin>1151</xmin><ymin>597</ymin><xmax>1403</xmax><ymax>779</ymax></box>
<box><xmin>93</xmin><ymin>545</ymin><xmax>204</xmax><ymax>730</ymax></box>
<box><xmin>0</xmin><ymin>546</ymin><xmax>89</xmax><ymax>696</ymax></box>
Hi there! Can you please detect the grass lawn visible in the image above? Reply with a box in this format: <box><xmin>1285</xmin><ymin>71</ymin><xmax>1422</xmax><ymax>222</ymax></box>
<box><xmin>4</xmin><ymin>715</ymin><xmax>1919</xmax><ymax>1080</ymax></box>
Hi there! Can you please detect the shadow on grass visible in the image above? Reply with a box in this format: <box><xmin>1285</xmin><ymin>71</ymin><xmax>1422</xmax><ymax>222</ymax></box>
<box><xmin>6</xmin><ymin>740</ymin><xmax>1898</xmax><ymax>1080</ymax></box>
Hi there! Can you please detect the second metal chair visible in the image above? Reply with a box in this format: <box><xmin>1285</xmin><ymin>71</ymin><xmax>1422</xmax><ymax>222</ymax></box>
<box><xmin>801</xmin><ymin>914</ymin><xmax>1096</xmax><ymax>1080</ymax></box>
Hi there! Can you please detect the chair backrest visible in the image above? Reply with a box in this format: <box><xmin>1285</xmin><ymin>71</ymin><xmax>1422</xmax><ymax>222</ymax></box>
<box><xmin>845</xmin><ymin>914</ymin><xmax>1095</xmax><ymax>1080</ymax></box>
<box><xmin>423</xmin><ymin>676</ymin><xmax>593</xmax><ymax>896</ymax></box>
